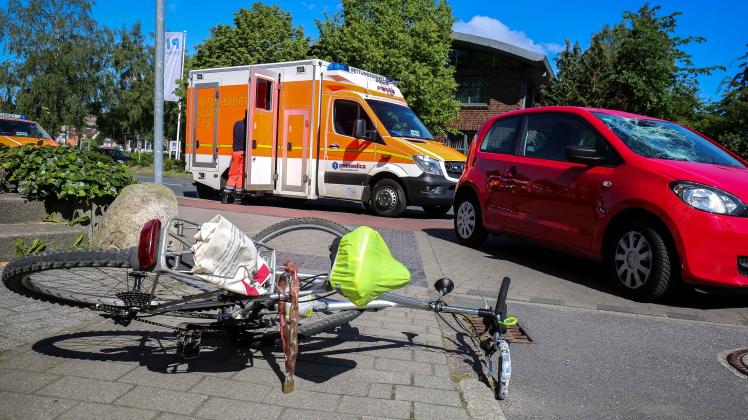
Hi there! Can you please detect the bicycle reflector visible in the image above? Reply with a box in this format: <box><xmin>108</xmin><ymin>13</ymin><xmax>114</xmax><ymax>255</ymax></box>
<box><xmin>137</xmin><ymin>219</ymin><xmax>161</xmax><ymax>270</ymax></box>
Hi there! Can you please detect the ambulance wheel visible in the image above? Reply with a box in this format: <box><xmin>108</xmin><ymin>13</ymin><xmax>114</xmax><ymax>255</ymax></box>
<box><xmin>370</xmin><ymin>179</ymin><xmax>407</xmax><ymax>217</ymax></box>
<box><xmin>195</xmin><ymin>183</ymin><xmax>220</xmax><ymax>200</ymax></box>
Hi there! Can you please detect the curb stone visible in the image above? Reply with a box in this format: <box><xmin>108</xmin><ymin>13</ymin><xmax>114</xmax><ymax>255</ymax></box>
<box><xmin>456</xmin><ymin>378</ymin><xmax>506</xmax><ymax>420</ymax></box>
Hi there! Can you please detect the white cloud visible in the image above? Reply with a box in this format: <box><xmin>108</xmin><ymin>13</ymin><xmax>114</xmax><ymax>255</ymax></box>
<box><xmin>453</xmin><ymin>16</ymin><xmax>561</xmax><ymax>56</ymax></box>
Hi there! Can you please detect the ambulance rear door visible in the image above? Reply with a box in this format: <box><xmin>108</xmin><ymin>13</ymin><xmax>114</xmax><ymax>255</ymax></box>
<box><xmin>190</xmin><ymin>82</ymin><xmax>219</xmax><ymax>169</ymax></box>
<box><xmin>245</xmin><ymin>68</ymin><xmax>279</xmax><ymax>191</ymax></box>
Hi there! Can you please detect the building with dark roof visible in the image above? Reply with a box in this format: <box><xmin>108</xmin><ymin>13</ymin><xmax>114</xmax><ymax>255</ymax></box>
<box><xmin>446</xmin><ymin>32</ymin><xmax>554</xmax><ymax>153</ymax></box>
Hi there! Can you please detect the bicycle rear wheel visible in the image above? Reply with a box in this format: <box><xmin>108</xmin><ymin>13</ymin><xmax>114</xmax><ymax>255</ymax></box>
<box><xmin>2</xmin><ymin>249</ymin><xmax>224</xmax><ymax>311</ymax></box>
<box><xmin>253</xmin><ymin>218</ymin><xmax>363</xmax><ymax>337</ymax></box>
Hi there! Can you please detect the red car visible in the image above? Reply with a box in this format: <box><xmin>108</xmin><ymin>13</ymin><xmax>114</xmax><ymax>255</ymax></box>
<box><xmin>453</xmin><ymin>106</ymin><xmax>748</xmax><ymax>301</ymax></box>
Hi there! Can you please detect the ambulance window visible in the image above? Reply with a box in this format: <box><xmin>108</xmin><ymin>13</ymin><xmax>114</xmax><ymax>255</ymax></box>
<box><xmin>332</xmin><ymin>100</ymin><xmax>376</xmax><ymax>139</ymax></box>
<box><xmin>255</xmin><ymin>79</ymin><xmax>272</xmax><ymax>111</ymax></box>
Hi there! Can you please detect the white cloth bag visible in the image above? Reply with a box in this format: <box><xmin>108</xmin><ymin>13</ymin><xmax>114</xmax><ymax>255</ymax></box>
<box><xmin>190</xmin><ymin>215</ymin><xmax>272</xmax><ymax>296</ymax></box>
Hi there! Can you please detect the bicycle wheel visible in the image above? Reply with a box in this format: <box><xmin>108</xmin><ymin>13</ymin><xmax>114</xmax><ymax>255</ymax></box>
<box><xmin>252</xmin><ymin>218</ymin><xmax>363</xmax><ymax>337</ymax></box>
<box><xmin>2</xmin><ymin>249</ymin><xmax>224</xmax><ymax>311</ymax></box>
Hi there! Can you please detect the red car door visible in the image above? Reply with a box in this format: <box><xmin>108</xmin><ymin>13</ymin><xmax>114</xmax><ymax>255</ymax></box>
<box><xmin>509</xmin><ymin>113</ymin><xmax>615</xmax><ymax>254</ymax></box>
<box><xmin>472</xmin><ymin>116</ymin><xmax>522</xmax><ymax>232</ymax></box>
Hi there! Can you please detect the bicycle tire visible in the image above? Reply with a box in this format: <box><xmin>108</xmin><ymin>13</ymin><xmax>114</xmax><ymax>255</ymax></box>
<box><xmin>2</xmin><ymin>249</ymin><xmax>223</xmax><ymax>311</ymax></box>
<box><xmin>253</xmin><ymin>217</ymin><xmax>363</xmax><ymax>337</ymax></box>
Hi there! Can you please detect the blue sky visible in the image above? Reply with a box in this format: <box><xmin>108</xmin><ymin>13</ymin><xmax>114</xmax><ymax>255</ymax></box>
<box><xmin>5</xmin><ymin>0</ymin><xmax>748</xmax><ymax>101</ymax></box>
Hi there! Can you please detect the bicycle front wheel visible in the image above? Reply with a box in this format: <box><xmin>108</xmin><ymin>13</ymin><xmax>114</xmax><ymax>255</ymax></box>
<box><xmin>253</xmin><ymin>217</ymin><xmax>363</xmax><ymax>337</ymax></box>
<box><xmin>2</xmin><ymin>249</ymin><xmax>224</xmax><ymax>311</ymax></box>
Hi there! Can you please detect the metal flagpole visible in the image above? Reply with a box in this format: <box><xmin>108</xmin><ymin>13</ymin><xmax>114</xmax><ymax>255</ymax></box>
<box><xmin>153</xmin><ymin>0</ymin><xmax>165</xmax><ymax>184</ymax></box>
<box><xmin>175</xmin><ymin>31</ymin><xmax>186</xmax><ymax>162</ymax></box>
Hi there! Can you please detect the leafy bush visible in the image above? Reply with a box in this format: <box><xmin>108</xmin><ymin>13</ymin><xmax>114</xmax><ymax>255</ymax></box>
<box><xmin>0</xmin><ymin>146</ymin><xmax>136</xmax><ymax>201</ymax></box>
<box><xmin>126</xmin><ymin>151</ymin><xmax>186</xmax><ymax>172</ymax></box>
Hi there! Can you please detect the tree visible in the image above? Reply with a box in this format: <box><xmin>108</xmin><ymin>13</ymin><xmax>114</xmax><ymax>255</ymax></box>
<box><xmin>313</xmin><ymin>0</ymin><xmax>459</xmax><ymax>135</ymax></box>
<box><xmin>192</xmin><ymin>3</ymin><xmax>309</xmax><ymax>69</ymax></box>
<box><xmin>694</xmin><ymin>45</ymin><xmax>748</xmax><ymax>159</ymax></box>
<box><xmin>543</xmin><ymin>4</ymin><xmax>720</xmax><ymax>121</ymax></box>
<box><xmin>95</xmin><ymin>23</ymin><xmax>154</xmax><ymax>145</ymax></box>
<box><xmin>0</xmin><ymin>0</ymin><xmax>108</xmax><ymax>132</ymax></box>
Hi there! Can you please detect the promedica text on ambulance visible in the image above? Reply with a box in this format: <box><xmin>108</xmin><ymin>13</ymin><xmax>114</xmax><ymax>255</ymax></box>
<box><xmin>185</xmin><ymin>60</ymin><xmax>466</xmax><ymax>217</ymax></box>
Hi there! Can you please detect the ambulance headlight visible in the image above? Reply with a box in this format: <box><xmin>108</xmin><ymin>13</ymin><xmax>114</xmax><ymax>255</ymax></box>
<box><xmin>413</xmin><ymin>155</ymin><xmax>442</xmax><ymax>176</ymax></box>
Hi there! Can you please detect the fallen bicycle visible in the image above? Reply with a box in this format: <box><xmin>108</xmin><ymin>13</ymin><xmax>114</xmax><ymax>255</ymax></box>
<box><xmin>2</xmin><ymin>216</ymin><xmax>516</xmax><ymax>399</ymax></box>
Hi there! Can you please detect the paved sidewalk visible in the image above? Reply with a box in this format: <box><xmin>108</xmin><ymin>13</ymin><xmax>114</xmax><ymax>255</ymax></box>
<box><xmin>0</xmin><ymin>206</ymin><xmax>496</xmax><ymax>419</ymax></box>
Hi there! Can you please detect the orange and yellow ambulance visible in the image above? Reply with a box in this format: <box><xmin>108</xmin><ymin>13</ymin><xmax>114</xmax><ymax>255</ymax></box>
<box><xmin>0</xmin><ymin>113</ymin><xmax>58</xmax><ymax>148</ymax></box>
<box><xmin>185</xmin><ymin>60</ymin><xmax>466</xmax><ymax>217</ymax></box>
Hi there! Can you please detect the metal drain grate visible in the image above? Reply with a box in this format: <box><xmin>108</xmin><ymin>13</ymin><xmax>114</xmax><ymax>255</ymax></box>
<box><xmin>725</xmin><ymin>348</ymin><xmax>748</xmax><ymax>378</ymax></box>
<box><xmin>464</xmin><ymin>315</ymin><xmax>533</xmax><ymax>344</ymax></box>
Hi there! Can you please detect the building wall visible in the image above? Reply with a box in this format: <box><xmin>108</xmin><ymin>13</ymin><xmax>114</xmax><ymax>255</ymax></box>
<box><xmin>452</xmin><ymin>99</ymin><xmax>521</xmax><ymax>132</ymax></box>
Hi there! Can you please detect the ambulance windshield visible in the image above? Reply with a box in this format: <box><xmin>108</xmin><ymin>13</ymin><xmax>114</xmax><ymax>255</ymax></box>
<box><xmin>0</xmin><ymin>119</ymin><xmax>52</xmax><ymax>139</ymax></box>
<box><xmin>366</xmin><ymin>99</ymin><xmax>433</xmax><ymax>140</ymax></box>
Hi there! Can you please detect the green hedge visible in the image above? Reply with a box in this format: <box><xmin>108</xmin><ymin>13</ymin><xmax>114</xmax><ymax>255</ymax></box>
<box><xmin>0</xmin><ymin>146</ymin><xmax>136</xmax><ymax>201</ymax></box>
<box><xmin>127</xmin><ymin>151</ymin><xmax>186</xmax><ymax>172</ymax></box>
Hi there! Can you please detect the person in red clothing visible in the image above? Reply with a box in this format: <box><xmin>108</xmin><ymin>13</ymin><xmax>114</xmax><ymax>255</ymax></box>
<box><xmin>222</xmin><ymin>112</ymin><xmax>247</xmax><ymax>204</ymax></box>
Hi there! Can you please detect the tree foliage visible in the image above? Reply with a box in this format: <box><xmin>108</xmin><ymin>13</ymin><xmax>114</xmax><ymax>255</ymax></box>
<box><xmin>313</xmin><ymin>0</ymin><xmax>459</xmax><ymax>135</ymax></box>
<box><xmin>0</xmin><ymin>0</ymin><xmax>108</xmax><ymax>131</ymax></box>
<box><xmin>192</xmin><ymin>3</ymin><xmax>309</xmax><ymax>69</ymax></box>
<box><xmin>693</xmin><ymin>45</ymin><xmax>748</xmax><ymax>159</ymax></box>
<box><xmin>543</xmin><ymin>4</ymin><xmax>720</xmax><ymax>121</ymax></box>
<box><xmin>95</xmin><ymin>23</ymin><xmax>154</xmax><ymax>143</ymax></box>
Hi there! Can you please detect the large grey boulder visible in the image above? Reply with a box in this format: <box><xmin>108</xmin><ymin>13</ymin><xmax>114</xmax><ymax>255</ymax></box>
<box><xmin>93</xmin><ymin>183</ymin><xmax>178</xmax><ymax>249</ymax></box>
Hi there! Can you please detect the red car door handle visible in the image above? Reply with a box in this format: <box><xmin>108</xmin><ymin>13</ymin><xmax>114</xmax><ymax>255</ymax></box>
<box><xmin>488</xmin><ymin>175</ymin><xmax>501</xmax><ymax>191</ymax></box>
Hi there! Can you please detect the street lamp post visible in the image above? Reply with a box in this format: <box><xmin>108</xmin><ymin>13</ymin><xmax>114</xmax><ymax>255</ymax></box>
<box><xmin>153</xmin><ymin>0</ymin><xmax>165</xmax><ymax>184</ymax></box>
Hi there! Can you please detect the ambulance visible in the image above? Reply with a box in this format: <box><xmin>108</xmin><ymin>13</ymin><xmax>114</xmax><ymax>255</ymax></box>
<box><xmin>0</xmin><ymin>113</ymin><xmax>58</xmax><ymax>148</ymax></box>
<box><xmin>185</xmin><ymin>60</ymin><xmax>466</xmax><ymax>217</ymax></box>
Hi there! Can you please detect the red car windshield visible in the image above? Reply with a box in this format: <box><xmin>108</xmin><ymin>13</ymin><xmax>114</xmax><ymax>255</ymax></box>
<box><xmin>594</xmin><ymin>112</ymin><xmax>744</xmax><ymax>168</ymax></box>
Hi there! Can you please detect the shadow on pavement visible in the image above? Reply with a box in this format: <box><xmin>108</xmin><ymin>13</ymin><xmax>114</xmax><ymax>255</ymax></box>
<box><xmin>31</xmin><ymin>323</ymin><xmax>476</xmax><ymax>382</ymax></box>
<box><xmin>422</xmin><ymin>228</ymin><xmax>748</xmax><ymax>311</ymax></box>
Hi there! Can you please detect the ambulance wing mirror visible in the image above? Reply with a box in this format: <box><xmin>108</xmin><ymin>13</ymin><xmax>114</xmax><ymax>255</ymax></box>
<box><xmin>353</xmin><ymin>119</ymin><xmax>368</xmax><ymax>140</ymax></box>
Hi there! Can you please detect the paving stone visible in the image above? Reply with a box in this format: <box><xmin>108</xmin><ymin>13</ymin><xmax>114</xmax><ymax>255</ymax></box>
<box><xmin>115</xmin><ymin>385</ymin><xmax>208</xmax><ymax>415</ymax></box>
<box><xmin>47</xmin><ymin>359</ymin><xmax>136</xmax><ymax>381</ymax></box>
<box><xmin>356</xmin><ymin>347</ymin><xmax>412</xmax><ymax>361</ymax></box>
<box><xmin>433</xmin><ymin>363</ymin><xmax>452</xmax><ymax>378</ymax></box>
<box><xmin>342</xmin><ymin>367</ymin><xmax>411</xmax><ymax>384</ymax></box>
<box><xmin>414</xmin><ymin>402</ymin><xmax>470</xmax><ymax>420</ymax></box>
<box><xmin>37</xmin><ymin>375</ymin><xmax>133</xmax><ymax>403</ymax></box>
<box><xmin>666</xmin><ymin>311</ymin><xmax>706</xmax><ymax>321</ymax></box>
<box><xmin>154</xmin><ymin>413</ymin><xmax>197</xmax><ymax>420</ymax></box>
<box><xmin>293</xmin><ymin>377</ymin><xmax>371</xmax><ymax>397</ymax></box>
<box><xmin>374</xmin><ymin>358</ymin><xmax>433</xmax><ymax>375</ymax></box>
<box><xmin>0</xmin><ymin>391</ymin><xmax>78</xmax><ymax>419</ymax></box>
<box><xmin>597</xmin><ymin>304</ymin><xmax>634</xmax><ymax>314</ymax></box>
<box><xmin>395</xmin><ymin>384</ymin><xmax>462</xmax><ymax>407</ymax></box>
<box><xmin>57</xmin><ymin>401</ymin><xmax>159</xmax><ymax>420</ymax></box>
<box><xmin>337</xmin><ymin>396</ymin><xmax>412</xmax><ymax>419</ymax></box>
<box><xmin>117</xmin><ymin>366</ymin><xmax>205</xmax><ymax>391</ymax></box>
<box><xmin>413</xmin><ymin>349</ymin><xmax>447</xmax><ymax>364</ymax></box>
<box><xmin>0</xmin><ymin>350</ymin><xmax>65</xmax><ymax>372</ymax></box>
<box><xmin>279</xmin><ymin>408</ymin><xmax>357</xmax><ymax>420</ymax></box>
<box><xmin>232</xmin><ymin>365</ymin><xmax>284</xmax><ymax>385</ymax></box>
<box><xmin>413</xmin><ymin>374</ymin><xmax>457</xmax><ymax>390</ymax></box>
<box><xmin>194</xmin><ymin>396</ymin><xmax>283</xmax><ymax>420</ymax></box>
<box><xmin>263</xmin><ymin>388</ymin><xmax>341</xmax><ymax>410</ymax></box>
<box><xmin>456</xmin><ymin>378</ymin><xmax>506</xmax><ymax>420</ymax></box>
<box><xmin>0</xmin><ymin>368</ymin><xmax>61</xmax><ymax>393</ymax></box>
<box><xmin>191</xmin><ymin>376</ymin><xmax>271</xmax><ymax>401</ymax></box>
<box><xmin>369</xmin><ymin>383</ymin><xmax>394</xmax><ymax>399</ymax></box>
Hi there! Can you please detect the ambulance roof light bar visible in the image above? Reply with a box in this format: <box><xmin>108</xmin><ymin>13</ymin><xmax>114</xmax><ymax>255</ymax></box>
<box><xmin>326</xmin><ymin>62</ymin><xmax>397</xmax><ymax>85</ymax></box>
<box><xmin>0</xmin><ymin>112</ymin><xmax>29</xmax><ymax>120</ymax></box>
